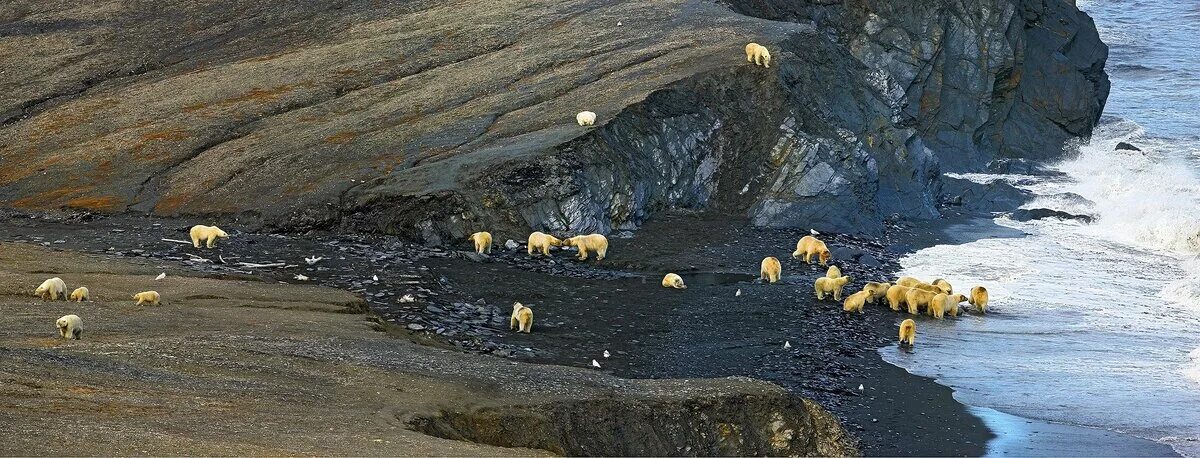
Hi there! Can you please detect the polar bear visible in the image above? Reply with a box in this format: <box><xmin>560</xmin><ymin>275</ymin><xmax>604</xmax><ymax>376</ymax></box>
<box><xmin>931</xmin><ymin>278</ymin><xmax>953</xmax><ymax>294</ymax></box>
<box><xmin>510</xmin><ymin>302</ymin><xmax>533</xmax><ymax>333</ymax></box>
<box><xmin>903</xmin><ymin>288</ymin><xmax>939</xmax><ymax>315</ymax></box>
<box><xmin>843</xmin><ymin>290</ymin><xmax>870</xmax><ymax>314</ymax></box>
<box><xmin>527</xmin><ymin>232</ymin><xmax>562</xmax><ymax>257</ymax></box>
<box><xmin>69</xmin><ymin>287</ymin><xmax>90</xmax><ymax>302</ymax></box>
<box><xmin>969</xmin><ymin>286</ymin><xmax>989</xmax><ymax>313</ymax></box>
<box><xmin>760</xmin><ymin>256</ymin><xmax>782</xmax><ymax>283</ymax></box>
<box><xmin>744</xmin><ymin>43</ymin><xmax>771</xmax><ymax>67</ymax></box>
<box><xmin>133</xmin><ymin>291</ymin><xmax>161</xmax><ymax>306</ymax></box>
<box><xmin>815</xmin><ymin>276</ymin><xmax>851</xmax><ymax>301</ymax></box>
<box><xmin>895</xmin><ymin>276</ymin><xmax>923</xmax><ymax>288</ymax></box>
<box><xmin>561</xmin><ymin>234</ymin><xmax>608</xmax><ymax>261</ymax></box>
<box><xmin>826</xmin><ymin>265</ymin><xmax>842</xmax><ymax>279</ymax></box>
<box><xmin>662</xmin><ymin>273</ymin><xmax>687</xmax><ymax>289</ymax></box>
<box><xmin>56</xmin><ymin>315</ymin><xmax>83</xmax><ymax>340</ymax></box>
<box><xmin>885</xmin><ymin>284</ymin><xmax>912</xmax><ymax>311</ymax></box>
<box><xmin>898</xmin><ymin>319</ymin><xmax>916</xmax><ymax>347</ymax></box>
<box><xmin>189</xmin><ymin>225</ymin><xmax>229</xmax><ymax>248</ymax></box>
<box><xmin>929</xmin><ymin>293</ymin><xmax>968</xmax><ymax>319</ymax></box>
<box><xmin>576</xmin><ymin>111</ymin><xmax>597</xmax><ymax>126</ymax></box>
<box><xmin>34</xmin><ymin>277</ymin><xmax>67</xmax><ymax>301</ymax></box>
<box><xmin>469</xmin><ymin>231</ymin><xmax>493</xmax><ymax>254</ymax></box>
<box><xmin>792</xmin><ymin>236</ymin><xmax>831</xmax><ymax>266</ymax></box>
<box><xmin>862</xmin><ymin>281</ymin><xmax>891</xmax><ymax>304</ymax></box>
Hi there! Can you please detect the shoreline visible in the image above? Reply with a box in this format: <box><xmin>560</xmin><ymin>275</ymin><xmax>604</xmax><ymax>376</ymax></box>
<box><xmin>0</xmin><ymin>209</ymin><xmax>1179</xmax><ymax>456</ymax></box>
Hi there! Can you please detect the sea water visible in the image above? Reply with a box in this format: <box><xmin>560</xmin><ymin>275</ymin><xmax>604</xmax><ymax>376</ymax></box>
<box><xmin>884</xmin><ymin>1</ymin><xmax>1200</xmax><ymax>455</ymax></box>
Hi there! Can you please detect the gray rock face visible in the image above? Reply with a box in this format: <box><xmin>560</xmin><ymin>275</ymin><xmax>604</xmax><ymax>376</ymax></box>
<box><xmin>0</xmin><ymin>0</ymin><xmax>1106</xmax><ymax>241</ymax></box>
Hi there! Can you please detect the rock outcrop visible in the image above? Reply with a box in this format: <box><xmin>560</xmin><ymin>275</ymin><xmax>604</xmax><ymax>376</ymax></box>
<box><xmin>0</xmin><ymin>0</ymin><xmax>1107</xmax><ymax>240</ymax></box>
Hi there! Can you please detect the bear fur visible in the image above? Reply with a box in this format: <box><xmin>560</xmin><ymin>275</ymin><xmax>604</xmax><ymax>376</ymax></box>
<box><xmin>969</xmin><ymin>286</ymin><xmax>989</xmax><ymax>313</ymax></box>
<box><xmin>189</xmin><ymin>225</ymin><xmax>229</xmax><ymax>248</ymax></box>
<box><xmin>662</xmin><ymin>273</ymin><xmax>687</xmax><ymax>289</ymax></box>
<box><xmin>826</xmin><ymin>265</ymin><xmax>842</xmax><ymax>279</ymax></box>
<box><xmin>69</xmin><ymin>287</ymin><xmax>89</xmax><ymax>302</ymax></box>
<box><xmin>760</xmin><ymin>256</ymin><xmax>782</xmax><ymax>283</ymax></box>
<box><xmin>843</xmin><ymin>290</ymin><xmax>870</xmax><ymax>314</ymax></box>
<box><xmin>561</xmin><ymin>234</ymin><xmax>608</xmax><ymax>261</ymax></box>
<box><xmin>133</xmin><ymin>291</ymin><xmax>161</xmax><ymax>306</ymax></box>
<box><xmin>744</xmin><ymin>43</ymin><xmax>771</xmax><ymax>67</ymax></box>
<box><xmin>56</xmin><ymin>314</ymin><xmax>83</xmax><ymax>340</ymax></box>
<box><xmin>34</xmin><ymin>277</ymin><xmax>67</xmax><ymax>301</ymax></box>
<box><xmin>899</xmin><ymin>319</ymin><xmax>916</xmax><ymax>347</ymax></box>
<box><xmin>510</xmin><ymin>302</ymin><xmax>533</xmax><ymax>333</ymax></box>
<box><xmin>885</xmin><ymin>284</ymin><xmax>912</xmax><ymax>311</ymax></box>
<box><xmin>576</xmin><ymin>111</ymin><xmax>597</xmax><ymax>126</ymax></box>
<box><xmin>862</xmin><ymin>281</ymin><xmax>891</xmax><ymax>304</ymax></box>
<box><xmin>929</xmin><ymin>293</ymin><xmax>968</xmax><ymax>319</ymax></box>
<box><xmin>792</xmin><ymin>236</ymin><xmax>831</xmax><ymax>266</ymax></box>
<box><xmin>904</xmin><ymin>288</ymin><xmax>939</xmax><ymax>315</ymax></box>
<box><xmin>469</xmin><ymin>231</ymin><xmax>493</xmax><ymax>254</ymax></box>
<box><xmin>932</xmin><ymin>278</ymin><xmax>953</xmax><ymax>294</ymax></box>
<box><xmin>527</xmin><ymin>232</ymin><xmax>562</xmax><ymax>257</ymax></box>
<box><xmin>896</xmin><ymin>276</ymin><xmax>923</xmax><ymax>288</ymax></box>
<box><xmin>815</xmin><ymin>275</ymin><xmax>851</xmax><ymax>301</ymax></box>
<box><xmin>911</xmin><ymin>283</ymin><xmax>946</xmax><ymax>294</ymax></box>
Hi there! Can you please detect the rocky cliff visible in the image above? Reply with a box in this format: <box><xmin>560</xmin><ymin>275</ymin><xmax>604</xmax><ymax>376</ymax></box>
<box><xmin>0</xmin><ymin>0</ymin><xmax>1107</xmax><ymax>240</ymax></box>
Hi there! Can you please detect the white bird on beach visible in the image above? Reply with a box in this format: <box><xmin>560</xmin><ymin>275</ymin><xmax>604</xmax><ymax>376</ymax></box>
<box><xmin>305</xmin><ymin>256</ymin><xmax>324</xmax><ymax>265</ymax></box>
<box><xmin>155</xmin><ymin>272</ymin><xmax>166</xmax><ymax>281</ymax></box>
<box><xmin>294</xmin><ymin>274</ymin><xmax>310</xmax><ymax>281</ymax></box>
<box><xmin>858</xmin><ymin>384</ymin><xmax>864</xmax><ymax>392</ymax></box>
<box><xmin>810</xmin><ymin>229</ymin><xmax>820</xmax><ymax>235</ymax></box>
<box><xmin>735</xmin><ymin>289</ymin><xmax>742</xmax><ymax>297</ymax></box>
<box><xmin>399</xmin><ymin>294</ymin><xmax>415</xmax><ymax>303</ymax></box>
<box><xmin>592</xmin><ymin>359</ymin><xmax>602</xmax><ymax>368</ymax></box>
<box><xmin>372</xmin><ymin>274</ymin><xmax>379</xmax><ymax>281</ymax></box>
<box><xmin>783</xmin><ymin>341</ymin><xmax>792</xmax><ymax>349</ymax></box>
<box><xmin>603</xmin><ymin>350</ymin><xmax>610</xmax><ymax>358</ymax></box>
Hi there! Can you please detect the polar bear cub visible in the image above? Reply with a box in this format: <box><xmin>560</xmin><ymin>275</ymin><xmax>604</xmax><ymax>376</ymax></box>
<box><xmin>510</xmin><ymin>302</ymin><xmax>533</xmax><ymax>333</ymax></box>
<box><xmin>189</xmin><ymin>225</ymin><xmax>229</xmax><ymax>248</ymax></box>
<box><xmin>576</xmin><ymin>111</ymin><xmax>597</xmax><ymax>126</ymax></box>
<box><xmin>133</xmin><ymin>291</ymin><xmax>161</xmax><ymax>306</ymax></box>
<box><xmin>469</xmin><ymin>231</ymin><xmax>493</xmax><ymax>254</ymax></box>
<box><xmin>527</xmin><ymin>232</ymin><xmax>562</xmax><ymax>257</ymax></box>
<box><xmin>760</xmin><ymin>256</ymin><xmax>782</xmax><ymax>283</ymax></box>
<box><xmin>69</xmin><ymin>287</ymin><xmax>90</xmax><ymax>302</ymax></box>
<box><xmin>843</xmin><ymin>290</ymin><xmax>870</xmax><ymax>314</ymax></box>
<box><xmin>662</xmin><ymin>273</ymin><xmax>687</xmax><ymax>289</ymax></box>
<box><xmin>744</xmin><ymin>43</ymin><xmax>771</xmax><ymax>67</ymax></box>
<box><xmin>56</xmin><ymin>315</ymin><xmax>83</xmax><ymax>340</ymax></box>
<box><xmin>561</xmin><ymin>234</ymin><xmax>608</xmax><ymax>261</ymax></box>
<box><xmin>815</xmin><ymin>276</ymin><xmax>851</xmax><ymax>301</ymax></box>
<box><xmin>35</xmin><ymin>277</ymin><xmax>68</xmax><ymax>301</ymax></box>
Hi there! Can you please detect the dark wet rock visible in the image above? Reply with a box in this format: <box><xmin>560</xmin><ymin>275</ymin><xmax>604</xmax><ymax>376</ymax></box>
<box><xmin>831</xmin><ymin>247</ymin><xmax>867</xmax><ymax>263</ymax></box>
<box><xmin>940</xmin><ymin>177</ymin><xmax>1032</xmax><ymax>213</ymax></box>
<box><xmin>858</xmin><ymin>254</ymin><xmax>882</xmax><ymax>268</ymax></box>
<box><xmin>987</xmin><ymin>158</ymin><xmax>1067</xmax><ymax>176</ymax></box>
<box><xmin>406</xmin><ymin>324</ymin><xmax>426</xmax><ymax>331</ymax></box>
<box><xmin>1115</xmin><ymin>142</ymin><xmax>1142</xmax><ymax>152</ymax></box>
<box><xmin>1010</xmin><ymin>208</ymin><xmax>1094</xmax><ymax>223</ymax></box>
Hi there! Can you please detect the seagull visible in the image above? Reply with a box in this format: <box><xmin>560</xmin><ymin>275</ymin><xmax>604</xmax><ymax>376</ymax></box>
<box><xmin>294</xmin><ymin>274</ymin><xmax>309</xmax><ymax>281</ymax></box>
<box><xmin>783</xmin><ymin>341</ymin><xmax>792</xmax><ymax>349</ymax></box>
<box><xmin>399</xmin><ymin>294</ymin><xmax>415</xmax><ymax>303</ymax></box>
<box><xmin>735</xmin><ymin>288</ymin><xmax>742</xmax><ymax>297</ymax></box>
<box><xmin>603</xmin><ymin>350</ymin><xmax>610</xmax><ymax>358</ymax></box>
<box><xmin>592</xmin><ymin>359</ymin><xmax>601</xmax><ymax>368</ymax></box>
<box><xmin>155</xmin><ymin>272</ymin><xmax>166</xmax><ymax>281</ymax></box>
<box><xmin>305</xmin><ymin>256</ymin><xmax>324</xmax><ymax>265</ymax></box>
<box><xmin>858</xmin><ymin>384</ymin><xmax>864</xmax><ymax>392</ymax></box>
<box><xmin>372</xmin><ymin>274</ymin><xmax>379</xmax><ymax>281</ymax></box>
<box><xmin>810</xmin><ymin>229</ymin><xmax>820</xmax><ymax>235</ymax></box>
<box><xmin>617</xmin><ymin>21</ymin><xmax>623</xmax><ymax>26</ymax></box>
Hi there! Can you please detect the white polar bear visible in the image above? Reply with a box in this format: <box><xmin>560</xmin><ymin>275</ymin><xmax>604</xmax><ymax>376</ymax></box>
<box><xmin>576</xmin><ymin>111</ymin><xmax>597</xmax><ymax>127</ymax></box>
<box><xmin>189</xmin><ymin>225</ymin><xmax>229</xmax><ymax>248</ymax></box>
<box><xmin>56</xmin><ymin>315</ymin><xmax>83</xmax><ymax>340</ymax></box>
<box><xmin>35</xmin><ymin>277</ymin><xmax>68</xmax><ymax>301</ymax></box>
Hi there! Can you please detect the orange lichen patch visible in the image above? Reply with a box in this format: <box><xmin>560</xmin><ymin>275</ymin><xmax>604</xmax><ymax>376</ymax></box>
<box><xmin>371</xmin><ymin>153</ymin><xmax>406</xmax><ymax>174</ymax></box>
<box><xmin>323</xmin><ymin>131</ymin><xmax>358</xmax><ymax>144</ymax></box>
<box><xmin>65</xmin><ymin>195</ymin><xmax>121</xmax><ymax>211</ymax></box>
<box><xmin>10</xmin><ymin>186</ymin><xmax>94</xmax><ymax>209</ymax></box>
<box><xmin>153</xmin><ymin>191</ymin><xmax>195</xmax><ymax>214</ymax></box>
